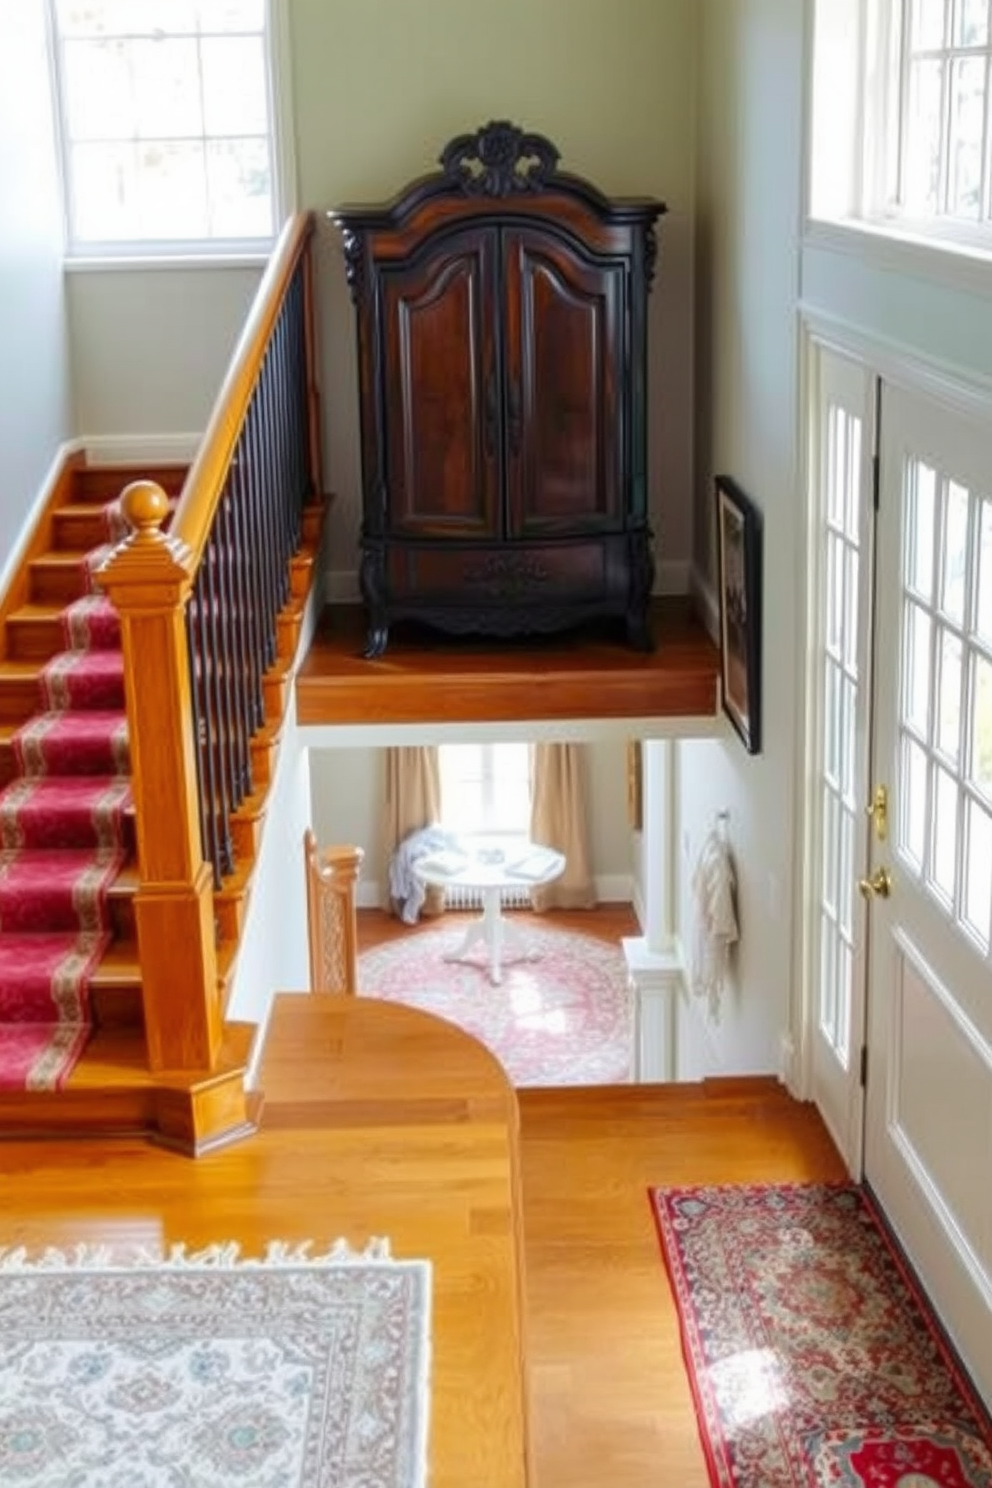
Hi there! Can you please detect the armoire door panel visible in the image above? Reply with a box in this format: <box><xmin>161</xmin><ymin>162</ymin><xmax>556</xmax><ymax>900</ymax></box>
<box><xmin>503</xmin><ymin>229</ymin><xmax>625</xmax><ymax>538</ymax></box>
<box><xmin>382</xmin><ymin>231</ymin><xmax>500</xmax><ymax>537</ymax></box>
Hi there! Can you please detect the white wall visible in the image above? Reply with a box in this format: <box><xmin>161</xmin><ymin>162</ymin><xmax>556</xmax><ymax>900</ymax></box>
<box><xmin>679</xmin><ymin>0</ymin><xmax>806</xmax><ymax>1078</ymax></box>
<box><xmin>0</xmin><ymin>0</ymin><xmax>71</xmax><ymax>550</ymax></box>
<box><xmin>309</xmin><ymin>737</ymin><xmax>634</xmax><ymax>905</ymax></box>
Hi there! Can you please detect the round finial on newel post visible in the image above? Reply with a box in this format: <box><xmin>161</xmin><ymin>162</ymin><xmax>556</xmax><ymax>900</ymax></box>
<box><xmin>120</xmin><ymin>480</ymin><xmax>171</xmax><ymax>539</ymax></box>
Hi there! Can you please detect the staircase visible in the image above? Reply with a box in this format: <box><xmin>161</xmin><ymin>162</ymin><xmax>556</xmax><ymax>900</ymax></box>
<box><xmin>0</xmin><ymin>213</ymin><xmax>327</xmax><ymax>1152</ymax></box>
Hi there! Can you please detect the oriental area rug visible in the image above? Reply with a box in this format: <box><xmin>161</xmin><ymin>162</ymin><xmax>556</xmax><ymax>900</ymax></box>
<box><xmin>358</xmin><ymin>921</ymin><xmax>632</xmax><ymax>1086</ymax></box>
<box><xmin>0</xmin><ymin>1238</ymin><xmax>431</xmax><ymax>1488</ymax></box>
<box><xmin>650</xmin><ymin>1183</ymin><xmax>992</xmax><ymax>1488</ymax></box>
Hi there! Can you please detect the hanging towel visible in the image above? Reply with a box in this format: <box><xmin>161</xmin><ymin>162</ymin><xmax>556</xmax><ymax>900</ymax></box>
<box><xmin>689</xmin><ymin>826</ymin><xmax>739</xmax><ymax>1021</ymax></box>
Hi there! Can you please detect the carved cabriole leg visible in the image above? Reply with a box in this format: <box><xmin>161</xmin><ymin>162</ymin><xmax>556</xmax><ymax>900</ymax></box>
<box><xmin>360</xmin><ymin>544</ymin><xmax>389</xmax><ymax>658</ymax></box>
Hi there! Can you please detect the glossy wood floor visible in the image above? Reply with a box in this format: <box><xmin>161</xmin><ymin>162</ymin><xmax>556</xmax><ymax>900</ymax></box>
<box><xmin>296</xmin><ymin>600</ymin><xmax>720</xmax><ymax>727</ymax></box>
<box><xmin>0</xmin><ymin>1002</ymin><xmax>845</xmax><ymax>1488</ymax></box>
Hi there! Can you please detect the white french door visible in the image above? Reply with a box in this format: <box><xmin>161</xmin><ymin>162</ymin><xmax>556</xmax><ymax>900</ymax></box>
<box><xmin>865</xmin><ymin>383</ymin><xmax>992</xmax><ymax>1404</ymax></box>
<box><xmin>807</xmin><ymin>347</ymin><xmax>876</xmax><ymax>1172</ymax></box>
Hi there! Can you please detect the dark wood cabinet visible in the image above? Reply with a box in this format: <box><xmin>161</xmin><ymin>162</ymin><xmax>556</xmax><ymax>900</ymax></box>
<box><xmin>332</xmin><ymin>122</ymin><xmax>665</xmax><ymax>657</ymax></box>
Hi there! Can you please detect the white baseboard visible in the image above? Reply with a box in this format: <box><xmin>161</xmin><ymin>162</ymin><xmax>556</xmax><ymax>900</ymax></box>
<box><xmin>327</xmin><ymin>563</ymin><xmax>693</xmax><ymax>608</ymax></box>
<box><xmin>83</xmin><ymin>432</ymin><xmax>202</xmax><ymax>466</ymax></box>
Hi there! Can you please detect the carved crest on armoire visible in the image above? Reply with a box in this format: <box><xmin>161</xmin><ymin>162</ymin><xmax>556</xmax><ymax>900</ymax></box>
<box><xmin>330</xmin><ymin>121</ymin><xmax>666</xmax><ymax>658</ymax></box>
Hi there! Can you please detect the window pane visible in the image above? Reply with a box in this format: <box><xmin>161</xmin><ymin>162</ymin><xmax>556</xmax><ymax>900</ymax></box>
<box><xmin>201</xmin><ymin>38</ymin><xmax>269</xmax><ymax>135</ymax></box>
<box><xmin>903</xmin><ymin>600</ymin><xmax>933</xmax><ymax>738</ymax></box>
<box><xmin>937</xmin><ymin>627</ymin><xmax>963</xmax><ymax>762</ymax></box>
<box><xmin>947</xmin><ymin>57</ymin><xmax>986</xmax><ymax>218</ymax></box>
<box><xmin>954</xmin><ymin>0</ymin><xmax>990</xmax><ymax>47</ymax></box>
<box><xmin>905</xmin><ymin>59</ymin><xmax>945</xmax><ymax>214</ymax></box>
<box><xmin>136</xmin><ymin>141</ymin><xmax>209</xmax><ymax>238</ymax></box>
<box><xmin>908</xmin><ymin>462</ymin><xmax>937</xmax><ymax>602</ymax></box>
<box><xmin>62</xmin><ymin>39</ymin><xmax>134</xmax><ymax>141</ymax></box>
<box><xmin>844</xmin><ymin>543</ymin><xmax>860</xmax><ymax>673</ymax></box>
<box><xmin>902</xmin><ymin>734</ymin><xmax>929</xmax><ymax>869</ymax></box>
<box><xmin>970</xmin><ymin>652</ymin><xmax>992</xmax><ymax>800</ymax></box>
<box><xmin>57</xmin><ymin>1</ymin><xmax>198</xmax><ymax>36</ymax></box>
<box><xmin>132</xmin><ymin>39</ymin><xmax>202</xmax><ymax>139</ymax></box>
<box><xmin>964</xmin><ymin>797</ymin><xmax>992</xmax><ymax>946</ymax></box>
<box><xmin>976</xmin><ymin>500</ymin><xmax>992</xmax><ymax>645</ymax></box>
<box><xmin>931</xmin><ymin>765</ymin><xmax>959</xmax><ymax>900</ymax></box>
<box><xmin>71</xmin><ymin>142</ymin><xmax>138</xmax><ymax>240</ymax></box>
<box><xmin>197</xmin><ymin>0</ymin><xmax>265</xmax><ymax>31</ymax></box>
<box><xmin>942</xmin><ymin>479</ymin><xmax>971</xmax><ymax>623</ymax></box>
<box><xmin>913</xmin><ymin>0</ymin><xmax>949</xmax><ymax>48</ymax></box>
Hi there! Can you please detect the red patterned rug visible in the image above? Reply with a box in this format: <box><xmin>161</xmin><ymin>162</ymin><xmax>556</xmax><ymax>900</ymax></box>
<box><xmin>650</xmin><ymin>1183</ymin><xmax>992</xmax><ymax>1488</ymax></box>
<box><xmin>358</xmin><ymin>920</ymin><xmax>632</xmax><ymax>1086</ymax></box>
<box><xmin>0</xmin><ymin>511</ymin><xmax>130</xmax><ymax>1092</ymax></box>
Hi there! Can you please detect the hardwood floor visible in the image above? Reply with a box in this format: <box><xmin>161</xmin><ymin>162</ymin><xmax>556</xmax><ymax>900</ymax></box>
<box><xmin>356</xmin><ymin>902</ymin><xmax>642</xmax><ymax>953</ymax></box>
<box><xmin>519</xmin><ymin>1082</ymin><xmax>847</xmax><ymax>1488</ymax></box>
<box><xmin>0</xmin><ymin>1014</ymin><xmax>844</xmax><ymax>1488</ymax></box>
<box><xmin>296</xmin><ymin>599</ymin><xmax>720</xmax><ymax>727</ymax></box>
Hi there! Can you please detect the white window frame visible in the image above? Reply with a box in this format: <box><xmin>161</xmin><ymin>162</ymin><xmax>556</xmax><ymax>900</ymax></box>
<box><xmin>809</xmin><ymin>0</ymin><xmax>992</xmax><ymax>262</ymax></box>
<box><xmin>45</xmin><ymin>0</ymin><xmax>296</xmax><ymax>267</ymax></box>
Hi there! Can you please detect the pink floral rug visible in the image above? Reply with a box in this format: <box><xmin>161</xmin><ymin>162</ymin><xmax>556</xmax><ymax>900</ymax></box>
<box><xmin>359</xmin><ymin>920</ymin><xmax>632</xmax><ymax>1086</ymax></box>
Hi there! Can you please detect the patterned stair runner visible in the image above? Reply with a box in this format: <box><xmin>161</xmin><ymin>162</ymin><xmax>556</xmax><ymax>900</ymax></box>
<box><xmin>0</xmin><ymin>508</ymin><xmax>131</xmax><ymax>1092</ymax></box>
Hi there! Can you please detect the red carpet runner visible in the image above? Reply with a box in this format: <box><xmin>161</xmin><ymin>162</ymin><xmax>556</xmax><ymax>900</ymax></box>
<box><xmin>0</xmin><ymin>511</ymin><xmax>131</xmax><ymax>1091</ymax></box>
<box><xmin>650</xmin><ymin>1182</ymin><xmax>992</xmax><ymax>1487</ymax></box>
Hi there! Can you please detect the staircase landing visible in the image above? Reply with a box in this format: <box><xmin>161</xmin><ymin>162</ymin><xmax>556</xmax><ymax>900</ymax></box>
<box><xmin>296</xmin><ymin>598</ymin><xmax>720</xmax><ymax>728</ymax></box>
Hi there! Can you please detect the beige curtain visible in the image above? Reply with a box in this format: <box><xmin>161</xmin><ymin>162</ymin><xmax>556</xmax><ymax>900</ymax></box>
<box><xmin>381</xmin><ymin>746</ymin><xmax>445</xmax><ymax>917</ymax></box>
<box><xmin>528</xmin><ymin>743</ymin><xmax>596</xmax><ymax>911</ymax></box>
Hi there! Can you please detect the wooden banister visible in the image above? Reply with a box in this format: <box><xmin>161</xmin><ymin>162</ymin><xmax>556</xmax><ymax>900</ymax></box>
<box><xmin>172</xmin><ymin>212</ymin><xmax>317</xmax><ymax>572</ymax></box>
<box><xmin>95</xmin><ymin>212</ymin><xmax>324</xmax><ymax>1080</ymax></box>
<box><xmin>98</xmin><ymin>482</ymin><xmax>221</xmax><ymax>1072</ymax></box>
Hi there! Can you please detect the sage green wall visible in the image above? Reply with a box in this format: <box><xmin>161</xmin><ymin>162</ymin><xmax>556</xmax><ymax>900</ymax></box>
<box><xmin>289</xmin><ymin>0</ymin><xmax>697</xmax><ymax>592</ymax></box>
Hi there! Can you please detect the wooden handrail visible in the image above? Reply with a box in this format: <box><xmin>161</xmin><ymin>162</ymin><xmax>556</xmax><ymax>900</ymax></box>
<box><xmin>172</xmin><ymin>211</ymin><xmax>316</xmax><ymax>572</ymax></box>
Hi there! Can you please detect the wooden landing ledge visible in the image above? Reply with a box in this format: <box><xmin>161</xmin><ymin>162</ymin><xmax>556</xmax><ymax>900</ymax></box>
<box><xmin>295</xmin><ymin>599</ymin><xmax>720</xmax><ymax>727</ymax></box>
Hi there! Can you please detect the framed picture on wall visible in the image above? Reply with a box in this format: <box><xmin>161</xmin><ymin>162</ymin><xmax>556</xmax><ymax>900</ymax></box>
<box><xmin>715</xmin><ymin>475</ymin><xmax>762</xmax><ymax>755</ymax></box>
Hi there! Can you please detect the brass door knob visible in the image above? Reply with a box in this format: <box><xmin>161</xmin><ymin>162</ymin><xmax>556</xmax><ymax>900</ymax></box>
<box><xmin>858</xmin><ymin>867</ymin><xmax>892</xmax><ymax>900</ymax></box>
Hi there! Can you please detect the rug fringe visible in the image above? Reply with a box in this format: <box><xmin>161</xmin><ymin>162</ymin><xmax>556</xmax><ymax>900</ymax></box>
<box><xmin>0</xmin><ymin>1236</ymin><xmax>395</xmax><ymax>1269</ymax></box>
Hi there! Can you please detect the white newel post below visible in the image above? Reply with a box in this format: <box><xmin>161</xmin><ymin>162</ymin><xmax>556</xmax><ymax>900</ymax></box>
<box><xmin>623</xmin><ymin>739</ymin><xmax>683</xmax><ymax>1082</ymax></box>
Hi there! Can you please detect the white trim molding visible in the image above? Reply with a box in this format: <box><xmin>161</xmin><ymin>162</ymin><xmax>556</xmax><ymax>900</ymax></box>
<box><xmin>82</xmin><ymin>433</ymin><xmax>202</xmax><ymax>466</ymax></box>
<box><xmin>623</xmin><ymin>934</ymin><xmax>685</xmax><ymax>1082</ymax></box>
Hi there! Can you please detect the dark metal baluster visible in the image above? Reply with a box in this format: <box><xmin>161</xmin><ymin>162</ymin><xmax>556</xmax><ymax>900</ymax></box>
<box><xmin>259</xmin><ymin>349</ymin><xmax>286</xmax><ymax>618</ymax></box>
<box><xmin>229</xmin><ymin>447</ymin><xmax>264</xmax><ymax>735</ymax></box>
<box><xmin>275</xmin><ymin>310</ymin><xmax>295</xmax><ymax>570</ymax></box>
<box><xmin>211</xmin><ymin>503</ymin><xmax>243</xmax><ymax>818</ymax></box>
<box><xmin>186</xmin><ymin>586</ymin><xmax>220</xmax><ymax>886</ymax></box>
<box><xmin>202</xmin><ymin>535</ymin><xmax>233</xmax><ymax>878</ymax></box>
<box><xmin>245</xmin><ymin>397</ymin><xmax>276</xmax><ymax>667</ymax></box>
<box><xmin>292</xmin><ymin>271</ymin><xmax>308</xmax><ymax>538</ymax></box>
<box><xmin>218</xmin><ymin>489</ymin><xmax>252</xmax><ymax>797</ymax></box>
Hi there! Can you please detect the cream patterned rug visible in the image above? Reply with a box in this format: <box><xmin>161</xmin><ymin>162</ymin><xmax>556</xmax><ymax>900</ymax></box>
<box><xmin>0</xmin><ymin>1238</ymin><xmax>431</xmax><ymax>1488</ymax></box>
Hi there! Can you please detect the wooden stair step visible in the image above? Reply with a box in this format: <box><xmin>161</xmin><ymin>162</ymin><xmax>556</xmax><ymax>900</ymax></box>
<box><xmin>4</xmin><ymin>602</ymin><xmax>68</xmax><ymax>661</ymax></box>
<box><xmin>52</xmin><ymin>502</ymin><xmax>116</xmax><ymax>551</ymax></box>
<box><xmin>72</xmin><ymin>463</ymin><xmax>188</xmax><ymax>505</ymax></box>
<box><xmin>29</xmin><ymin>550</ymin><xmax>93</xmax><ymax>605</ymax></box>
<box><xmin>0</xmin><ymin>660</ymin><xmax>42</xmax><ymax>723</ymax></box>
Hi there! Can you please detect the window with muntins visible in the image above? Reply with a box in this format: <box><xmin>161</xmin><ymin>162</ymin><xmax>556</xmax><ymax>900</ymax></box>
<box><xmin>438</xmin><ymin>744</ymin><xmax>531</xmax><ymax>839</ymax></box>
<box><xmin>48</xmin><ymin>0</ymin><xmax>284</xmax><ymax>257</ymax></box>
<box><xmin>810</xmin><ymin>0</ymin><xmax>992</xmax><ymax>252</ymax></box>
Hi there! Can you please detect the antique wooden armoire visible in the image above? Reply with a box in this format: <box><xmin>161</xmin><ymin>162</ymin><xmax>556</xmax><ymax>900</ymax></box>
<box><xmin>331</xmin><ymin>121</ymin><xmax>665</xmax><ymax>657</ymax></box>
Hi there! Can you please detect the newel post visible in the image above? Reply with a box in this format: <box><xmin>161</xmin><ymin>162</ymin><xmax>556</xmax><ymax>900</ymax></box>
<box><xmin>98</xmin><ymin>481</ymin><xmax>221</xmax><ymax>1073</ymax></box>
